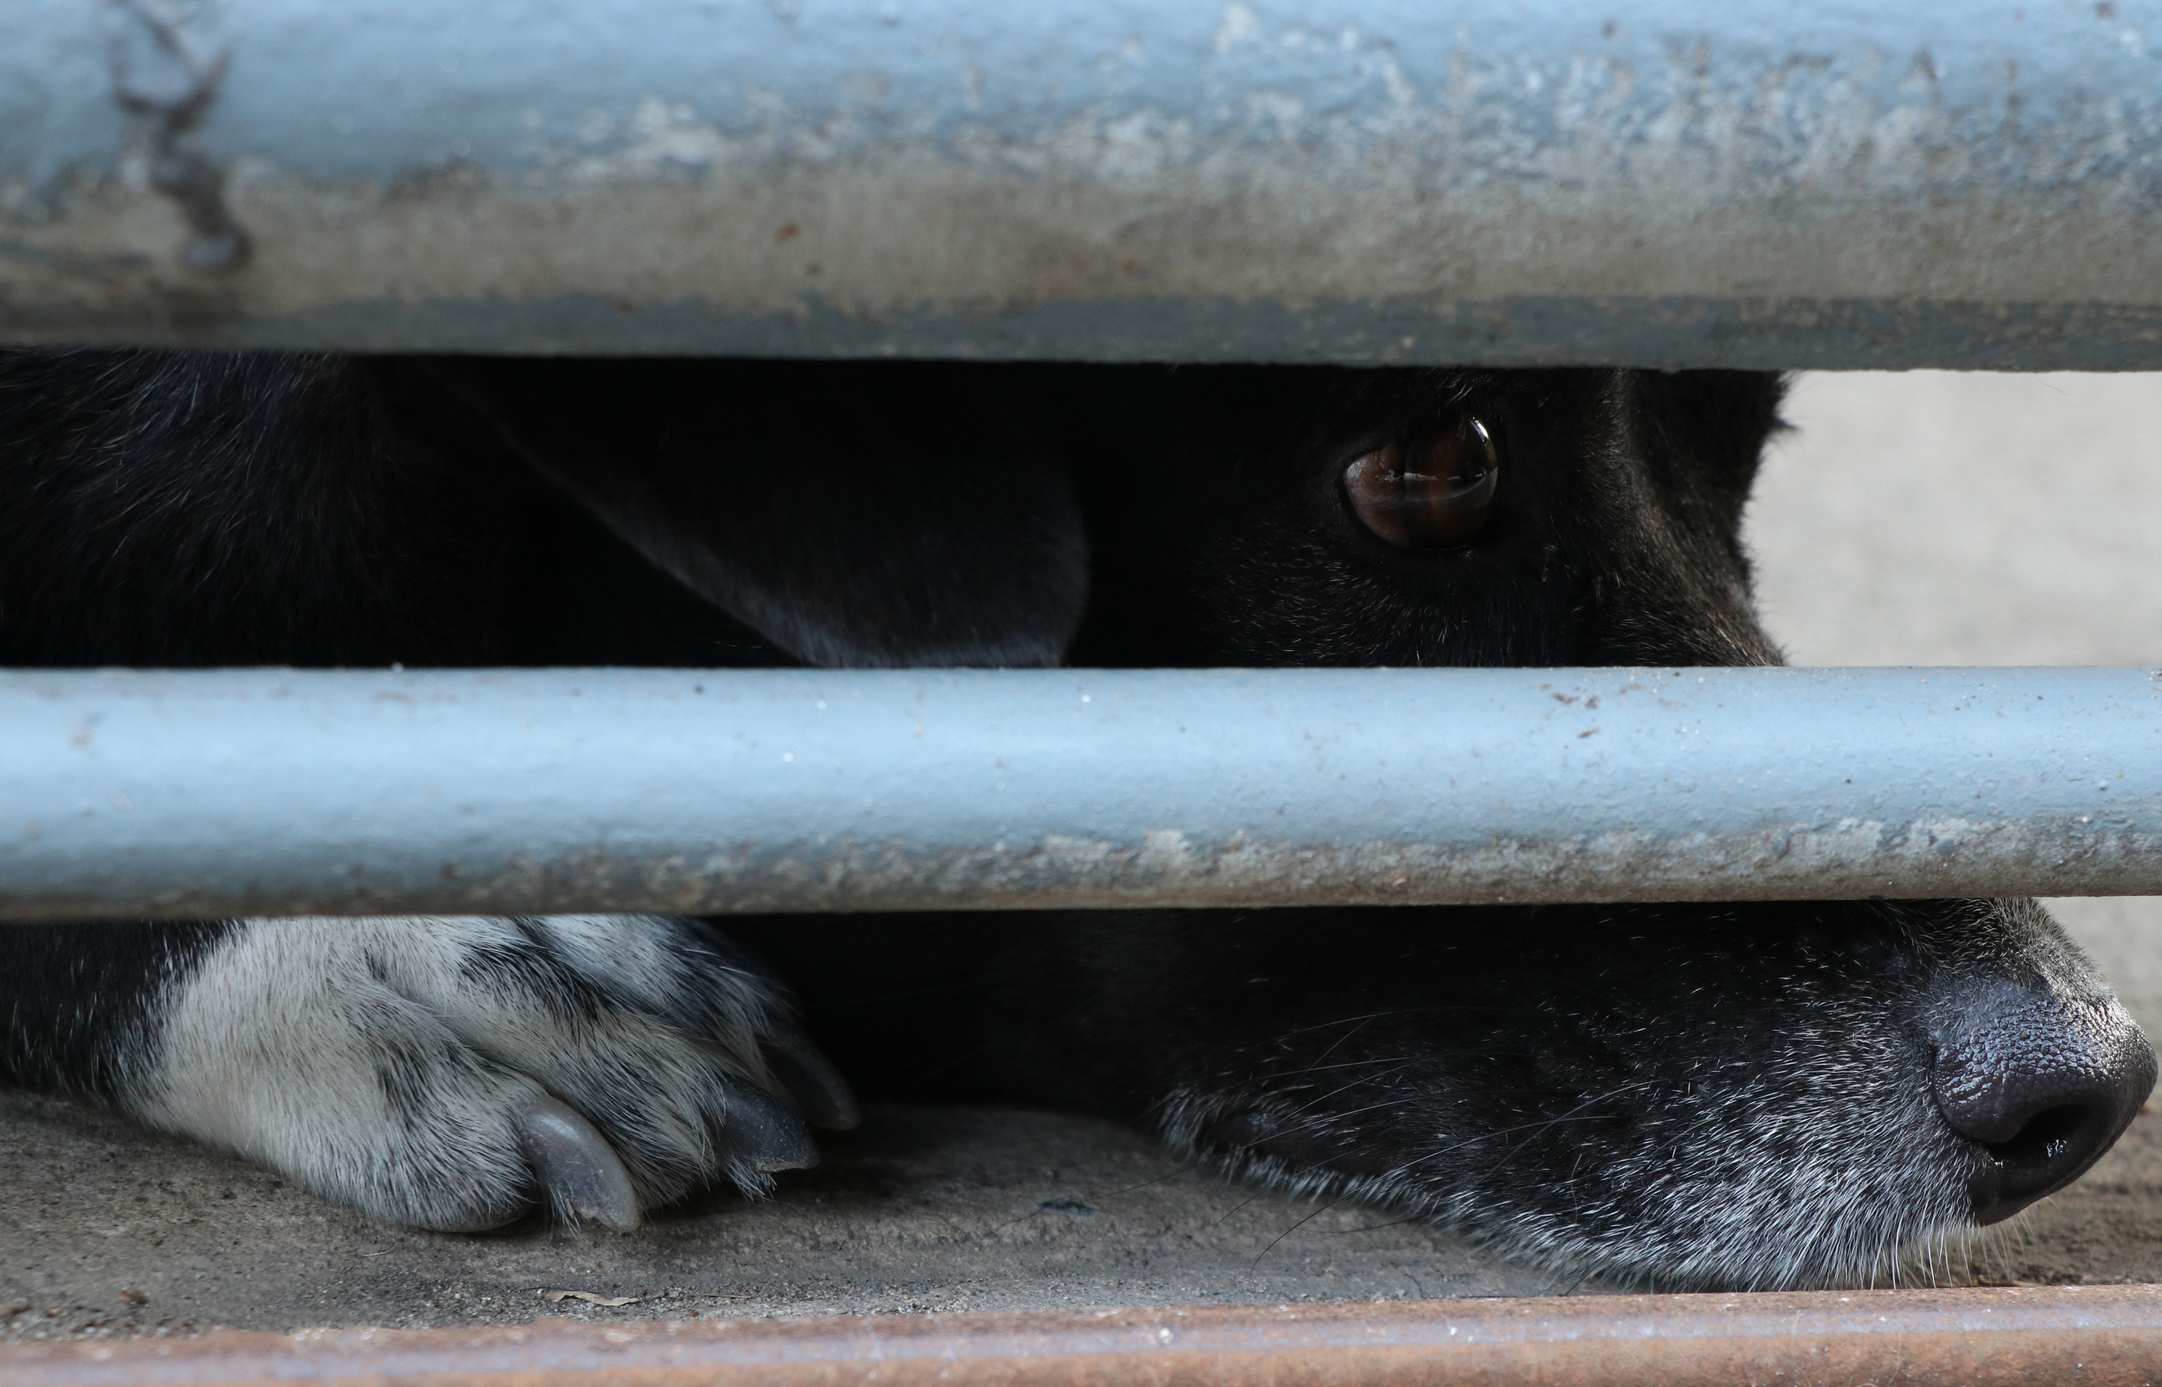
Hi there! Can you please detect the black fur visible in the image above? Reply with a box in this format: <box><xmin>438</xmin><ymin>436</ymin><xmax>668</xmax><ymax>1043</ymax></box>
<box><xmin>0</xmin><ymin>348</ymin><xmax>2148</xmax><ymax>1287</ymax></box>
<box><xmin>0</xmin><ymin>921</ymin><xmax>231</xmax><ymax>1099</ymax></box>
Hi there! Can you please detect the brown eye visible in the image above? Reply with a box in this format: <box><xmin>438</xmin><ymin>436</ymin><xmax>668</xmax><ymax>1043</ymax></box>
<box><xmin>1341</xmin><ymin>416</ymin><xmax>1500</xmax><ymax>549</ymax></box>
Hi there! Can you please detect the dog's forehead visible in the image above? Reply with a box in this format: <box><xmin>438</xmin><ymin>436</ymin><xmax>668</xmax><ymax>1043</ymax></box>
<box><xmin>1146</xmin><ymin>363</ymin><xmax>1504</xmax><ymax>423</ymax></box>
<box><xmin>1049</xmin><ymin>365</ymin><xmax>1539</xmax><ymax>474</ymax></box>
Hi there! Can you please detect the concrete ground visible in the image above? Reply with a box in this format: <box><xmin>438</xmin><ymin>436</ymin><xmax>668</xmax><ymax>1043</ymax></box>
<box><xmin>5</xmin><ymin>370</ymin><xmax>2161</xmax><ymax>1340</ymax></box>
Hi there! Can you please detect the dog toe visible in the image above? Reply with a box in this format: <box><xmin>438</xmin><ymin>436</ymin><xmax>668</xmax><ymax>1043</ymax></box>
<box><xmin>518</xmin><ymin>1096</ymin><xmax>642</xmax><ymax>1231</ymax></box>
<box><xmin>714</xmin><ymin>1073</ymin><xmax>822</xmax><ymax>1174</ymax></box>
<box><xmin>762</xmin><ymin>1028</ymin><xmax>863</xmax><ymax>1131</ymax></box>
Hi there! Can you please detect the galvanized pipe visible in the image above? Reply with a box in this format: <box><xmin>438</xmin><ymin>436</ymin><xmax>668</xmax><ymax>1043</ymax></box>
<box><xmin>1</xmin><ymin>665</ymin><xmax>2156</xmax><ymax>921</ymax></box>
<box><xmin>4</xmin><ymin>1</ymin><xmax>2162</xmax><ymax>366</ymax></box>
<box><xmin>6</xmin><ymin>1286</ymin><xmax>2161</xmax><ymax>1387</ymax></box>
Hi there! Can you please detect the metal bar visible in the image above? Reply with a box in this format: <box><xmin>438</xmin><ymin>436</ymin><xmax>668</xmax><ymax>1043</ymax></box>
<box><xmin>4</xmin><ymin>1</ymin><xmax>2162</xmax><ymax>367</ymax></box>
<box><xmin>1</xmin><ymin>665</ymin><xmax>2156</xmax><ymax>921</ymax></box>
<box><xmin>7</xmin><ymin>1286</ymin><xmax>2161</xmax><ymax>1387</ymax></box>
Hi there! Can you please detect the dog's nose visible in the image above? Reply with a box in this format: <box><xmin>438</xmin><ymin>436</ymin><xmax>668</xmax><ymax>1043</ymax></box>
<box><xmin>1929</xmin><ymin>976</ymin><xmax>2157</xmax><ymax>1224</ymax></box>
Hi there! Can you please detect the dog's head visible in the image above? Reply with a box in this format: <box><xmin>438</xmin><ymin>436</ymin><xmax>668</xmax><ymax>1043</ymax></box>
<box><xmin>432</xmin><ymin>359</ymin><xmax>1781</xmax><ymax>673</ymax></box>
<box><xmin>435</xmin><ymin>357</ymin><xmax>2152</xmax><ymax>1290</ymax></box>
<box><xmin>1113</xmin><ymin>896</ymin><xmax>2153</xmax><ymax>1290</ymax></box>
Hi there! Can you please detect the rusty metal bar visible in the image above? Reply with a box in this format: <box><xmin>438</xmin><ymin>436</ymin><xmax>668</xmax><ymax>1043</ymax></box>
<box><xmin>5</xmin><ymin>1</ymin><xmax>2162</xmax><ymax>366</ymax></box>
<box><xmin>1</xmin><ymin>664</ymin><xmax>2158</xmax><ymax>921</ymax></box>
<box><xmin>7</xmin><ymin>1286</ymin><xmax>2161</xmax><ymax>1387</ymax></box>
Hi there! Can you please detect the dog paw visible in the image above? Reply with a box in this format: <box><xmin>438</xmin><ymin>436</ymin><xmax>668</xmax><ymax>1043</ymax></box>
<box><xmin>127</xmin><ymin>915</ymin><xmax>856</xmax><ymax>1232</ymax></box>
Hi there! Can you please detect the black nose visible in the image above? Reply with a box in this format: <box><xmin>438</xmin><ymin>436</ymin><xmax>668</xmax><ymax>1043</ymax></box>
<box><xmin>1929</xmin><ymin>976</ymin><xmax>2157</xmax><ymax>1224</ymax></box>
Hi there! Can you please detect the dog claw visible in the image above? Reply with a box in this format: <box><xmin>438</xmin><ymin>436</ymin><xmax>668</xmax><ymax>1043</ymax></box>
<box><xmin>519</xmin><ymin>1096</ymin><xmax>641</xmax><ymax>1231</ymax></box>
<box><xmin>717</xmin><ymin>1074</ymin><xmax>821</xmax><ymax>1173</ymax></box>
<box><xmin>762</xmin><ymin>1030</ymin><xmax>862</xmax><ymax>1131</ymax></box>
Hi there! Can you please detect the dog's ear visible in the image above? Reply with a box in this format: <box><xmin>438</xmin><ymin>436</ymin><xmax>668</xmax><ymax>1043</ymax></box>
<box><xmin>423</xmin><ymin>358</ymin><xmax>1089</xmax><ymax>669</ymax></box>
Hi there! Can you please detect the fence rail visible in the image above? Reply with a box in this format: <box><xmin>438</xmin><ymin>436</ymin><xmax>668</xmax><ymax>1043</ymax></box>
<box><xmin>4</xmin><ymin>1</ymin><xmax>2162</xmax><ymax>366</ymax></box>
<box><xmin>2</xmin><ymin>665</ymin><xmax>2155</xmax><ymax>921</ymax></box>
<box><xmin>8</xmin><ymin>1286</ymin><xmax>2161</xmax><ymax>1387</ymax></box>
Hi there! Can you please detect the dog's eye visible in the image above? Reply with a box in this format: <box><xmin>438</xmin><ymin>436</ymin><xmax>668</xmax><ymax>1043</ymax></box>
<box><xmin>1341</xmin><ymin>417</ymin><xmax>1500</xmax><ymax>550</ymax></box>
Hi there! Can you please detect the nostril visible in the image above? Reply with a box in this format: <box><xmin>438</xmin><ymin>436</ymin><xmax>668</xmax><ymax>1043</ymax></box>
<box><xmin>1964</xmin><ymin>1097</ymin><xmax>2120</xmax><ymax>1223</ymax></box>
<box><xmin>1982</xmin><ymin>1104</ymin><xmax>2095</xmax><ymax>1174</ymax></box>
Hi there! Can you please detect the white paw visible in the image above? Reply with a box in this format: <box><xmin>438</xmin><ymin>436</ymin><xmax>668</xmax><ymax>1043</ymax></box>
<box><xmin>129</xmin><ymin>915</ymin><xmax>856</xmax><ymax>1231</ymax></box>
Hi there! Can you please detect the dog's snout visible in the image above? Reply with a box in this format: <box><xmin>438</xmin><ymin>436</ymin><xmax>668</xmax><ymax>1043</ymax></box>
<box><xmin>1928</xmin><ymin>976</ymin><xmax>2157</xmax><ymax>1224</ymax></box>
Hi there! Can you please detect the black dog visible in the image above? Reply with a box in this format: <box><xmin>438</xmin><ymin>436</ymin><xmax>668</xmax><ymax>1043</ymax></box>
<box><xmin>0</xmin><ymin>350</ymin><xmax>2150</xmax><ymax>1290</ymax></box>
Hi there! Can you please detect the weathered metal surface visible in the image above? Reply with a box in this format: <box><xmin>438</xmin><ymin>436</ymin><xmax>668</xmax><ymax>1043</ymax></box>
<box><xmin>3</xmin><ymin>1</ymin><xmax>2162</xmax><ymax>366</ymax></box>
<box><xmin>8</xmin><ymin>1286</ymin><xmax>2162</xmax><ymax>1386</ymax></box>
<box><xmin>0</xmin><ymin>665</ymin><xmax>2156</xmax><ymax>921</ymax></box>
